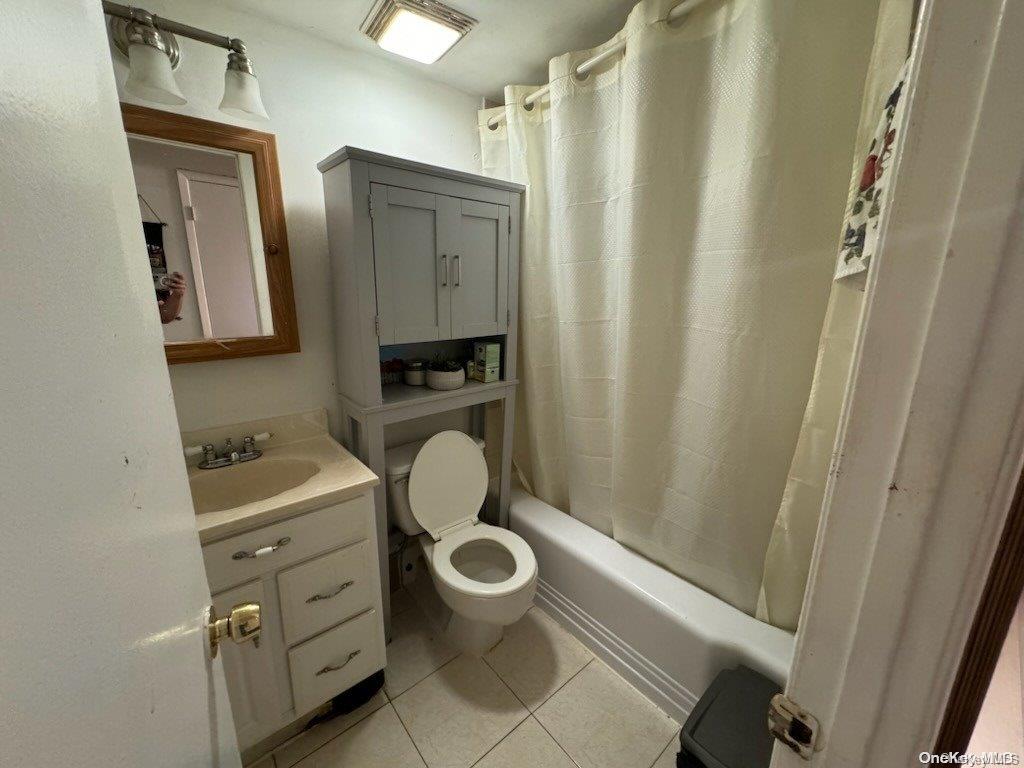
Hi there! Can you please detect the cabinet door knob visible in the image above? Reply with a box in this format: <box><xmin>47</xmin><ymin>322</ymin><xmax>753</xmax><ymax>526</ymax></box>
<box><xmin>267</xmin><ymin>243</ymin><xmax>279</xmax><ymax>255</ymax></box>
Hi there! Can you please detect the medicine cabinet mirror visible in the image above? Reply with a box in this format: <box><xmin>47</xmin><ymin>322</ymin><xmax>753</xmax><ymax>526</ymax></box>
<box><xmin>121</xmin><ymin>103</ymin><xmax>299</xmax><ymax>364</ymax></box>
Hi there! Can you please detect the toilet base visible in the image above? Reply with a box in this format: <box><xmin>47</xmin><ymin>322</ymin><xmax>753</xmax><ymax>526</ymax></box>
<box><xmin>445</xmin><ymin>612</ymin><xmax>503</xmax><ymax>656</ymax></box>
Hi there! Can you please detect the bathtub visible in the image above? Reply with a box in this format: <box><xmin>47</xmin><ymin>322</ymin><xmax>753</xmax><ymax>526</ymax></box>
<box><xmin>510</xmin><ymin>487</ymin><xmax>795</xmax><ymax>723</ymax></box>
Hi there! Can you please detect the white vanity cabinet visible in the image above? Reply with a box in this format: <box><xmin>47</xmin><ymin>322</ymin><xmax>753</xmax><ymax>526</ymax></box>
<box><xmin>201</xmin><ymin>491</ymin><xmax>384</xmax><ymax>751</ymax></box>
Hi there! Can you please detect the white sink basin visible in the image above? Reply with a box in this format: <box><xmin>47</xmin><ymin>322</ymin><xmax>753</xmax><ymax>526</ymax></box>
<box><xmin>190</xmin><ymin>458</ymin><xmax>320</xmax><ymax>514</ymax></box>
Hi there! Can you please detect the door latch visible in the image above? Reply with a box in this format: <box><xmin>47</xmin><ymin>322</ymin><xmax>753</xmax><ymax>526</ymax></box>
<box><xmin>768</xmin><ymin>693</ymin><xmax>819</xmax><ymax>759</ymax></box>
<box><xmin>206</xmin><ymin>602</ymin><xmax>261</xmax><ymax>658</ymax></box>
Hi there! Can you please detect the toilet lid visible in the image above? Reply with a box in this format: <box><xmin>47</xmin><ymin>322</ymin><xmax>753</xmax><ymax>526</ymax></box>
<box><xmin>408</xmin><ymin>431</ymin><xmax>489</xmax><ymax>540</ymax></box>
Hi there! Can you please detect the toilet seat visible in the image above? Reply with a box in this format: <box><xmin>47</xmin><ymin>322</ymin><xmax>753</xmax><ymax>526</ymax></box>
<box><xmin>408</xmin><ymin>431</ymin><xmax>489</xmax><ymax>540</ymax></box>
<box><xmin>408</xmin><ymin>431</ymin><xmax>538</xmax><ymax>602</ymax></box>
<box><xmin>429</xmin><ymin>523</ymin><xmax>537</xmax><ymax>599</ymax></box>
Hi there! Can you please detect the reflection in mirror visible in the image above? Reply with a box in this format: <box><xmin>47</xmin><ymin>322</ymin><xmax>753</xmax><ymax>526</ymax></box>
<box><xmin>127</xmin><ymin>135</ymin><xmax>274</xmax><ymax>342</ymax></box>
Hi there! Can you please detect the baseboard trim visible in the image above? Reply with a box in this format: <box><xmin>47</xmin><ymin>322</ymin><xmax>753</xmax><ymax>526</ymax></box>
<box><xmin>535</xmin><ymin>578</ymin><xmax>698</xmax><ymax>724</ymax></box>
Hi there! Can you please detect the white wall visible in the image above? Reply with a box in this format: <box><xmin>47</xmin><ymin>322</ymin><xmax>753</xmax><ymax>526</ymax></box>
<box><xmin>112</xmin><ymin>0</ymin><xmax>483</xmax><ymax>432</ymax></box>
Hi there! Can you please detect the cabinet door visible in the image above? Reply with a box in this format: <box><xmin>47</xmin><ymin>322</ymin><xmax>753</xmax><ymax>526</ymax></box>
<box><xmin>450</xmin><ymin>198</ymin><xmax>509</xmax><ymax>339</ymax></box>
<box><xmin>370</xmin><ymin>183</ymin><xmax>451</xmax><ymax>344</ymax></box>
<box><xmin>213</xmin><ymin>580</ymin><xmax>280</xmax><ymax>750</ymax></box>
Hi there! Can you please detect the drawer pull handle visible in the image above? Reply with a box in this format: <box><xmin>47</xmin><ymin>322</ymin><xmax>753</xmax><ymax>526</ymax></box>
<box><xmin>316</xmin><ymin>649</ymin><xmax>360</xmax><ymax>676</ymax></box>
<box><xmin>232</xmin><ymin>537</ymin><xmax>291</xmax><ymax>560</ymax></box>
<box><xmin>306</xmin><ymin>580</ymin><xmax>355</xmax><ymax>604</ymax></box>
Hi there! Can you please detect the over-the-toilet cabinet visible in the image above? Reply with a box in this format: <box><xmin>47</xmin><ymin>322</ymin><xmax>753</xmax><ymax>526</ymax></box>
<box><xmin>370</xmin><ymin>184</ymin><xmax>510</xmax><ymax>344</ymax></box>
<box><xmin>319</xmin><ymin>148</ymin><xmax>524</xmax><ymax>638</ymax></box>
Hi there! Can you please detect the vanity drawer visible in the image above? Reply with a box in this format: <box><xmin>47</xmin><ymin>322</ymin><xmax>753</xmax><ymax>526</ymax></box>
<box><xmin>288</xmin><ymin>609</ymin><xmax>383</xmax><ymax>715</ymax></box>
<box><xmin>278</xmin><ymin>541</ymin><xmax>373</xmax><ymax>646</ymax></box>
<box><xmin>203</xmin><ymin>496</ymin><xmax>369</xmax><ymax>592</ymax></box>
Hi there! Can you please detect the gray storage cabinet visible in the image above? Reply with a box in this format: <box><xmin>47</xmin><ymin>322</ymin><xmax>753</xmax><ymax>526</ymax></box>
<box><xmin>318</xmin><ymin>147</ymin><xmax>524</xmax><ymax>635</ymax></box>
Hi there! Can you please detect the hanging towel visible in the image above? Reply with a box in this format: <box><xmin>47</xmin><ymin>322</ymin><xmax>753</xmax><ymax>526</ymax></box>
<box><xmin>835</xmin><ymin>60</ymin><xmax>911</xmax><ymax>284</ymax></box>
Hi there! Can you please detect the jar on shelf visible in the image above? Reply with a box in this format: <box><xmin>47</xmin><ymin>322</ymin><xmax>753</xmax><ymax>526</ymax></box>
<box><xmin>403</xmin><ymin>359</ymin><xmax>427</xmax><ymax>386</ymax></box>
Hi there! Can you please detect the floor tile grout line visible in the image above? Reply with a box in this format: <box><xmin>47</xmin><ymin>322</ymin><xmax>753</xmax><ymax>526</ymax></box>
<box><xmin>530</xmin><ymin>713</ymin><xmax>587</xmax><ymax>768</ymax></box>
<box><xmin>390</xmin><ymin>700</ymin><xmax>431</xmax><ymax>768</ymax></box>
<box><xmin>480</xmin><ymin>640</ymin><xmax>595</xmax><ymax>716</ymax></box>
<box><xmin>479</xmin><ymin>653</ymin><xmax>531</xmax><ymax>711</ymax></box>
<box><xmin>489</xmin><ymin>656</ymin><xmax>594</xmax><ymax>768</ymax></box>
<box><xmin>467</xmin><ymin>710</ymin><xmax>534</xmax><ymax>768</ymax></box>
<box><xmin>388</xmin><ymin>650</ymin><xmax>463</xmax><ymax>705</ymax></box>
<box><xmin>647</xmin><ymin>729</ymin><xmax>682</xmax><ymax>768</ymax></box>
<box><xmin>275</xmin><ymin>698</ymin><xmax>391</xmax><ymax>768</ymax></box>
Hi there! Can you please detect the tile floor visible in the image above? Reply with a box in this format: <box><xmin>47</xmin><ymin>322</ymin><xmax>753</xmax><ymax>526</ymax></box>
<box><xmin>263</xmin><ymin>591</ymin><xmax>680</xmax><ymax>768</ymax></box>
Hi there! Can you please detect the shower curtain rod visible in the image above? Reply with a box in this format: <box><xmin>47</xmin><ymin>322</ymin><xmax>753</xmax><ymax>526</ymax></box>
<box><xmin>486</xmin><ymin>0</ymin><xmax>714</xmax><ymax>129</ymax></box>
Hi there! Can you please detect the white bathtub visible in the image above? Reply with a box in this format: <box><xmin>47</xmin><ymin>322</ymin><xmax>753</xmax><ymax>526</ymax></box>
<box><xmin>510</xmin><ymin>487</ymin><xmax>795</xmax><ymax>723</ymax></box>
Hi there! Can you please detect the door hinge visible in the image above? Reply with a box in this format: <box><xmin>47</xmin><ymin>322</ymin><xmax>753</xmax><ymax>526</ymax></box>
<box><xmin>506</xmin><ymin>308</ymin><xmax>511</xmax><ymax>325</ymax></box>
<box><xmin>368</xmin><ymin>194</ymin><xmax>374</xmax><ymax>218</ymax></box>
<box><xmin>768</xmin><ymin>694</ymin><xmax>819</xmax><ymax>760</ymax></box>
<box><xmin>508</xmin><ymin>217</ymin><xmax>511</xmax><ymax>234</ymax></box>
<box><xmin>184</xmin><ymin>205</ymin><xmax>196</xmax><ymax>221</ymax></box>
<box><xmin>374</xmin><ymin>316</ymin><xmax>380</xmax><ymax>337</ymax></box>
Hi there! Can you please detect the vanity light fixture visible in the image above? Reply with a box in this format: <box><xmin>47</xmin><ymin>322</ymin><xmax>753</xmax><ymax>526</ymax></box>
<box><xmin>110</xmin><ymin>9</ymin><xmax>185</xmax><ymax>105</ymax></box>
<box><xmin>104</xmin><ymin>1</ymin><xmax>269</xmax><ymax>120</ymax></box>
<box><xmin>361</xmin><ymin>0</ymin><xmax>477</xmax><ymax>65</ymax></box>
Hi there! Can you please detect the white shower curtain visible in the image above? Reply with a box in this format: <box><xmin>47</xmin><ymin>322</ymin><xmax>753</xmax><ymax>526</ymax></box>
<box><xmin>481</xmin><ymin>0</ymin><xmax>880</xmax><ymax>618</ymax></box>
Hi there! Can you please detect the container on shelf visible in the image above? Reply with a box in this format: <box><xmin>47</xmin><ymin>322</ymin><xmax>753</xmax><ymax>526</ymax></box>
<box><xmin>426</xmin><ymin>367</ymin><xmax>466</xmax><ymax>391</ymax></box>
<box><xmin>380</xmin><ymin>358</ymin><xmax>404</xmax><ymax>385</ymax></box>
<box><xmin>472</xmin><ymin>342</ymin><xmax>501</xmax><ymax>383</ymax></box>
<box><xmin>403</xmin><ymin>359</ymin><xmax>426</xmax><ymax>386</ymax></box>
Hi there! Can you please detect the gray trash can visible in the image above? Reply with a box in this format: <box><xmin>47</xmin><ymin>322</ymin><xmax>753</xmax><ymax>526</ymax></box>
<box><xmin>675</xmin><ymin>665</ymin><xmax>782</xmax><ymax>768</ymax></box>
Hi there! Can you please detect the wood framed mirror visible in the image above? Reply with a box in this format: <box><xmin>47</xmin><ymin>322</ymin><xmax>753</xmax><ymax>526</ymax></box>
<box><xmin>121</xmin><ymin>104</ymin><xmax>299</xmax><ymax>364</ymax></box>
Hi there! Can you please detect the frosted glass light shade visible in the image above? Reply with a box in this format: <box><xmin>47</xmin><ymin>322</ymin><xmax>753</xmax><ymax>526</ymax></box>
<box><xmin>376</xmin><ymin>8</ymin><xmax>462</xmax><ymax>64</ymax></box>
<box><xmin>125</xmin><ymin>43</ymin><xmax>186</xmax><ymax>105</ymax></box>
<box><xmin>219</xmin><ymin>69</ymin><xmax>269</xmax><ymax>120</ymax></box>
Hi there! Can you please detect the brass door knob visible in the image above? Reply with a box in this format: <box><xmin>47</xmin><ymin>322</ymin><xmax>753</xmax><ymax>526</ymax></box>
<box><xmin>207</xmin><ymin>602</ymin><xmax>261</xmax><ymax>658</ymax></box>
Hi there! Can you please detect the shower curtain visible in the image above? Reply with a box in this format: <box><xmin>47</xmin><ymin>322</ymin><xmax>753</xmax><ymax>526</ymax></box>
<box><xmin>480</xmin><ymin>0</ymin><xmax>881</xmax><ymax>619</ymax></box>
<box><xmin>757</xmin><ymin>0</ymin><xmax>915</xmax><ymax>630</ymax></box>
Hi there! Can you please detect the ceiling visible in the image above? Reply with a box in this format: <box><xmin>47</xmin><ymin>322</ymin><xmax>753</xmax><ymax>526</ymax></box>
<box><xmin>223</xmin><ymin>0</ymin><xmax>640</xmax><ymax>102</ymax></box>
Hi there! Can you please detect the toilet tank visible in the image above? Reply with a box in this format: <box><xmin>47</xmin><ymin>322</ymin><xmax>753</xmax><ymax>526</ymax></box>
<box><xmin>384</xmin><ymin>433</ymin><xmax>486</xmax><ymax>536</ymax></box>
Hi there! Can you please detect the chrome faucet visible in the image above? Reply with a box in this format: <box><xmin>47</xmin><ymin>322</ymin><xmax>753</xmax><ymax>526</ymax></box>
<box><xmin>185</xmin><ymin>433</ymin><xmax>270</xmax><ymax>470</ymax></box>
<box><xmin>222</xmin><ymin>438</ymin><xmax>240</xmax><ymax>463</ymax></box>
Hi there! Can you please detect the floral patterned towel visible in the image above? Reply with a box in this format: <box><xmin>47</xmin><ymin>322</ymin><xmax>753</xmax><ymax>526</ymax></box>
<box><xmin>835</xmin><ymin>60</ymin><xmax>911</xmax><ymax>283</ymax></box>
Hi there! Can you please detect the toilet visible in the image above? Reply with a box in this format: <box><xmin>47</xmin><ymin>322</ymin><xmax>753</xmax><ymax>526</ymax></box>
<box><xmin>385</xmin><ymin>431</ymin><xmax>537</xmax><ymax>654</ymax></box>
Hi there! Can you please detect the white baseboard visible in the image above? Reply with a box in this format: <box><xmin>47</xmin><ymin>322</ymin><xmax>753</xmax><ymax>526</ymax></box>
<box><xmin>535</xmin><ymin>578</ymin><xmax>699</xmax><ymax>725</ymax></box>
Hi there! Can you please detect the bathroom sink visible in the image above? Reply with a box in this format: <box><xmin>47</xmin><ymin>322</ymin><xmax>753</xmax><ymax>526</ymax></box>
<box><xmin>190</xmin><ymin>458</ymin><xmax>320</xmax><ymax>514</ymax></box>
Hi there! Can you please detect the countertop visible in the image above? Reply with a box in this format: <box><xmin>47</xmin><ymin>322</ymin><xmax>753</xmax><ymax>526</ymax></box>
<box><xmin>192</xmin><ymin>434</ymin><xmax>378</xmax><ymax>544</ymax></box>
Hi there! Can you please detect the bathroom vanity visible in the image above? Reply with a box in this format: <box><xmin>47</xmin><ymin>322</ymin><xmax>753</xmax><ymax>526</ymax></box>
<box><xmin>185</xmin><ymin>411</ymin><xmax>382</xmax><ymax>752</ymax></box>
<box><xmin>318</xmin><ymin>148</ymin><xmax>525</xmax><ymax>634</ymax></box>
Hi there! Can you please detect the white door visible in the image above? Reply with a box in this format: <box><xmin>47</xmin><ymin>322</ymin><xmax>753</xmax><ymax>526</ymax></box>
<box><xmin>370</xmin><ymin>183</ymin><xmax>452</xmax><ymax>344</ymax></box>
<box><xmin>450</xmin><ymin>198</ymin><xmax>510</xmax><ymax>339</ymax></box>
<box><xmin>178</xmin><ymin>170</ymin><xmax>263</xmax><ymax>339</ymax></box>
<box><xmin>1</xmin><ymin>4</ymin><xmax>241</xmax><ymax>767</ymax></box>
<box><xmin>772</xmin><ymin>1</ymin><xmax>1024</xmax><ymax>766</ymax></box>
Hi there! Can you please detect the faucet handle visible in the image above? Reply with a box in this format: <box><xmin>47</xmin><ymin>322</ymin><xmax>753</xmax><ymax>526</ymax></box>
<box><xmin>242</xmin><ymin>435</ymin><xmax>256</xmax><ymax>453</ymax></box>
<box><xmin>183</xmin><ymin>442</ymin><xmax>216</xmax><ymax>461</ymax></box>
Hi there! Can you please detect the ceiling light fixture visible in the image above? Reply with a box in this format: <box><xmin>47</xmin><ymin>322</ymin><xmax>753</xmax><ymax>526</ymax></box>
<box><xmin>361</xmin><ymin>0</ymin><xmax>477</xmax><ymax>65</ymax></box>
